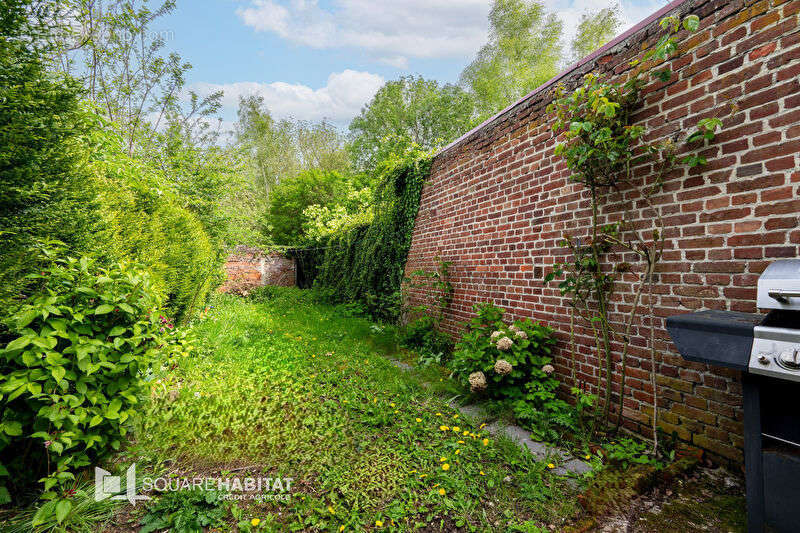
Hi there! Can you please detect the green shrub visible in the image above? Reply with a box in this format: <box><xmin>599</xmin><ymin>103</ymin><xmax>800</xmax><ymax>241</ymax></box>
<box><xmin>450</xmin><ymin>303</ymin><xmax>557</xmax><ymax>401</ymax></box>
<box><xmin>90</xmin><ymin>133</ymin><xmax>222</xmax><ymax>321</ymax></box>
<box><xmin>0</xmin><ymin>254</ymin><xmax>166</xmax><ymax>515</ymax></box>
<box><xmin>139</xmin><ymin>488</ymin><xmax>229</xmax><ymax>533</ymax></box>
<box><xmin>399</xmin><ymin>316</ymin><xmax>452</xmax><ymax>364</ymax></box>
<box><xmin>0</xmin><ymin>3</ymin><xmax>98</xmax><ymax>318</ymax></box>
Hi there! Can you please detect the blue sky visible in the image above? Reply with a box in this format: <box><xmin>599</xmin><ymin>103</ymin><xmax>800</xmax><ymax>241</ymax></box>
<box><xmin>160</xmin><ymin>0</ymin><xmax>670</xmax><ymax>129</ymax></box>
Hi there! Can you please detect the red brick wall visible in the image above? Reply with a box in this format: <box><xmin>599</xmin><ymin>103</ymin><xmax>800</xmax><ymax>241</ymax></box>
<box><xmin>403</xmin><ymin>0</ymin><xmax>800</xmax><ymax>462</ymax></box>
<box><xmin>220</xmin><ymin>247</ymin><xmax>296</xmax><ymax>294</ymax></box>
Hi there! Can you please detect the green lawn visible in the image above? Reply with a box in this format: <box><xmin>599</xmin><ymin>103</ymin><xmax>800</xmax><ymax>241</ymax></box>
<box><xmin>127</xmin><ymin>290</ymin><xmax>580</xmax><ymax>532</ymax></box>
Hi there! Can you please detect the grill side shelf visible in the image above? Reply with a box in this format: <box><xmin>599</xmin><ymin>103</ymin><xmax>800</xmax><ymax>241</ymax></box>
<box><xmin>666</xmin><ymin>310</ymin><xmax>764</xmax><ymax>371</ymax></box>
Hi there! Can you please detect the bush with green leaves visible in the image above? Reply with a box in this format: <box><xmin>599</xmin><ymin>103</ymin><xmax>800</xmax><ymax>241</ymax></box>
<box><xmin>399</xmin><ymin>315</ymin><xmax>453</xmax><ymax>364</ymax></box>
<box><xmin>89</xmin><ymin>129</ymin><xmax>222</xmax><ymax>321</ymax></box>
<box><xmin>139</xmin><ymin>488</ymin><xmax>229</xmax><ymax>533</ymax></box>
<box><xmin>0</xmin><ymin>254</ymin><xmax>166</xmax><ymax>517</ymax></box>
<box><xmin>0</xmin><ymin>1</ymin><xmax>98</xmax><ymax>319</ymax></box>
<box><xmin>450</xmin><ymin>303</ymin><xmax>557</xmax><ymax>401</ymax></box>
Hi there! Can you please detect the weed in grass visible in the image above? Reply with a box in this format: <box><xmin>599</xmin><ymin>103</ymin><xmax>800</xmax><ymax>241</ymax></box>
<box><xmin>128</xmin><ymin>290</ymin><xmax>581</xmax><ymax>530</ymax></box>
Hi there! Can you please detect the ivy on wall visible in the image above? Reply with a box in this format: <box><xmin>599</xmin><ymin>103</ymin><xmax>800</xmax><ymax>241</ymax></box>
<box><xmin>307</xmin><ymin>146</ymin><xmax>431</xmax><ymax>322</ymax></box>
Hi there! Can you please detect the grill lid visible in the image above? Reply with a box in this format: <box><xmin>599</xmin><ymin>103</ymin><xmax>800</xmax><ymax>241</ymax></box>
<box><xmin>758</xmin><ymin>259</ymin><xmax>800</xmax><ymax>311</ymax></box>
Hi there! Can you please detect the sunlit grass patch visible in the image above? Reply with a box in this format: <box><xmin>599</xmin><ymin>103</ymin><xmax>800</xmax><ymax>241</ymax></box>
<box><xmin>130</xmin><ymin>290</ymin><xmax>580</xmax><ymax>530</ymax></box>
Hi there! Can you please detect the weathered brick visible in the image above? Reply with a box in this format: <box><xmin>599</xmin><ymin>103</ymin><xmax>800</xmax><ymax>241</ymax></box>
<box><xmin>404</xmin><ymin>0</ymin><xmax>800</xmax><ymax>465</ymax></box>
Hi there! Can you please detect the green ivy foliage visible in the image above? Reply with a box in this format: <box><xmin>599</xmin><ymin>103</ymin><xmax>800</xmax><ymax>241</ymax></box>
<box><xmin>311</xmin><ymin>146</ymin><xmax>431</xmax><ymax>322</ymax></box>
<box><xmin>0</xmin><ymin>254</ymin><xmax>169</xmax><ymax>514</ymax></box>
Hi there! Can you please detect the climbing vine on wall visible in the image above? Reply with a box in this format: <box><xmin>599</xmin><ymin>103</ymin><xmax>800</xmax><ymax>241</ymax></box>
<box><xmin>545</xmin><ymin>14</ymin><xmax>724</xmax><ymax>450</ymax></box>
<box><xmin>313</xmin><ymin>146</ymin><xmax>432</xmax><ymax>322</ymax></box>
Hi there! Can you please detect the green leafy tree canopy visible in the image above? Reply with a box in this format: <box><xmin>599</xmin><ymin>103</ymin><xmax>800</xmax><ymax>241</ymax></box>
<box><xmin>460</xmin><ymin>0</ymin><xmax>563</xmax><ymax>118</ymax></box>
<box><xmin>571</xmin><ymin>4</ymin><xmax>623</xmax><ymax>62</ymax></box>
<box><xmin>349</xmin><ymin>76</ymin><xmax>476</xmax><ymax>172</ymax></box>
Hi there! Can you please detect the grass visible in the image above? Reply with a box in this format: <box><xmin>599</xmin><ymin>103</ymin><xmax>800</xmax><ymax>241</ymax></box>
<box><xmin>123</xmin><ymin>289</ymin><xmax>580</xmax><ymax>531</ymax></box>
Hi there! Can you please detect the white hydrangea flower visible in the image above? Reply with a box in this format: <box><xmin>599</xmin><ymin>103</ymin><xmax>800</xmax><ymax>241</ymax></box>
<box><xmin>469</xmin><ymin>371</ymin><xmax>487</xmax><ymax>392</ymax></box>
<box><xmin>496</xmin><ymin>336</ymin><xmax>513</xmax><ymax>351</ymax></box>
<box><xmin>490</xmin><ymin>330</ymin><xmax>503</xmax><ymax>340</ymax></box>
<box><xmin>514</xmin><ymin>329</ymin><xmax>528</xmax><ymax>339</ymax></box>
<box><xmin>542</xmin><ymin>364</ymin><xmax>555</xmax><ymax>375</ymax></box>
<box><xmin>494</xmin><ymin>359</ymin><xmax>513</xmax><ymax>375</ymax></box>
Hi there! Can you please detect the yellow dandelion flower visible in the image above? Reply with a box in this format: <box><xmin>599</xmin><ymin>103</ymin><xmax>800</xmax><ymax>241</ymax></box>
<box><xmin>415</xmin><ymin>417</ymin><xmax>422</xmax><ymax>422</ymax></box>
<box><xmin>441</xmin><ymin>463</ymin><xmax>450</xmax><ymax>471</ymax></box>
<box><xmin>479</xmin><ymin>423</ymin><xmax>486</xmax><ymax>429</ymax></box>
<box><xmin>436</xmin><ymin>412</ymin><xmax>442</xmax><ymax>416</ymax></box>
<box><xmin>455</xmin><ymin>450</ymin><xmax>461</xmax><ymax>455</ymax></box>
<box><xmin>339</xmin><ymin>527</ymin><xmax>345</xmax><ymax>532</ymax></box>
<box><xmin>419</xmin><ymin>474</ymin><xmax>427</xmax><ymax>479</ymax></box>
<box><xmin>251</xmin><ymin>518</ymin><xmax>261</xmax><ymax>526</ymax></box>
<box><xmin>390</xmin><ymin>403</ymin><xmax>395</xmax><ymax>407</ymax></box>
<box><xmin>453</xmin><ymin>414</ymin><xmax>459</xmax><ymax>419</ymax></box>
<box><xmin>328</xmin><ymin>506</ymin><xmax>336</xmax><ymax>514</ymax></box>
<box><xmin>440</xmin><ymin>457</ymin><xmax>447</xmax><ymax>462</ymax></box>
<box><xmin>394</xmin><ymin>410</ymin><xmax>399</xmax><ymax>414</ymax></box>
<box><xmin>480</xmin><ymin>471</ymin><xmax>485</xmax><ymax>476</ymax></box>
<box><xmin>438</xmin><ymin>488</ymin><xmax>446</xmax><ymax>495</ymax></box>
<box><xmin>547</xmin><ymin>463</ymin><xmax>555</xmax><ymax>469</ymax></box>
<box><xmin>585</xmin><ymin>454</ymin><xmax>591</xmax><ymax>460</ymax></box>
<box><xmin>482</xmin><ymin>438</ymin><xmax>489</xmax><ymax>446</ymax></box>
<box><xmin>458</xmin><ymin>440</ymin><xmax>465</xmax><ymax>444</ymax></box>
<box><xmin>373</xmin><ymin>398</ymin><xmax>377</xmax><ymax>403</ymax></box>
<box><xmin>463</xmin><ymin>430</ymin><xmax>469</xmax><ymax>436</ymax></box>
<box><xmin>375</xmin><ymin>520</ymin><xmax>384</xmax><ymax>527</ymax></box>
<box><xmin>439</xmin><ymin>425</ymin><xmax>449</xmax><ymax>431</ymax></box>
<box><xmin>452</xmin><ymin>426</ymin><xmax>460</xmax><ymax>432</ymax></box>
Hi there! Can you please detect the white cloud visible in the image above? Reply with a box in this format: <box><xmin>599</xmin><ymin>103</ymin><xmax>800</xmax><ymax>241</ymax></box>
<box><xmin>236</xmin><ymin>0</ymin><xmax>667</xmax><ymax>71</ymax></box>
<box><xmin>236</xmin><ymin>0</ymin><xmax>493</xmax><ymax>66</ymax></box>
<box><xmin>189</xmin><ymin>69</ymin><xmax>385</xmax><ymax>125</ymax></box>
<box><xmin>377</xmin><ymin>55</ymin><xmax>410</xmax><ymax>69</ymax></box>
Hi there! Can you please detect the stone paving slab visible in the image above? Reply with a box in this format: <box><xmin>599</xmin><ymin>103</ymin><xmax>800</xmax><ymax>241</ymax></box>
<box><xmin>389</xmin><ymin>359</ymin><xmax>413</xmax><ymax>371</ymax></box>
<box><xmin>386</xmin><ymin>357</ymin><xmax>591</xmax><ymax>476</ymax></box>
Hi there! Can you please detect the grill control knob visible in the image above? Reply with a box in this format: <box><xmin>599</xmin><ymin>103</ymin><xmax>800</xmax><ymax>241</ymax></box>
<box><xmin>778</xmin><ymin>349</ymin><xmax>800</xmax><ymax>370</ymax></box>
<box><xmin>758</xmin><ymin>354</ymin><xmax>771</xmax><ymax>365</ymax></box>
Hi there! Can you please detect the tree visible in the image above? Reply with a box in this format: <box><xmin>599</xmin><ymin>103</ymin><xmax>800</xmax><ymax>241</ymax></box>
<box><xmin>55</xmin><ymin>0</ymin><xmax>224</xmax><ymax>158</ymax></box>
<box><xmin>571</xmin><ymin>4</ymin><xmax>623</xmax><ymax>62</ymax></box>
<box><xmin>295</xmin><ymin>119</ymin><xmax>350</xmax><ymax>174</ymax></box>
<box><xmin>264</xmin><ymin>170</ymin><xmax>362</xmax><ymax>245</ymax></box>
<box><xmin>460</xmin><ymin>0</ymin><xmax>563</xmax><ymax>118</ymax></box>
<box><xmin>349</xmin><ymin>76</ymin><xmax>476</xmax><ymax>172</ymax></box>
<box><xmin>235</xmin><ymin>95</ymin><xmax>300</xmax><ymax>200</ymax></box>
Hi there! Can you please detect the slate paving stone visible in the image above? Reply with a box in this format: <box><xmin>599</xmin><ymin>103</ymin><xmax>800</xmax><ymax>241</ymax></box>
<box><xmin>385</xmin><ymin>357</ymin><xmax>591</xmax><ymax>476</ymax></box>
<box><xmin>484</xmin><ymin>421</ymin><xmax>591</xmax><ymax>475</ymax></box>
<box><xmin>389</xmin><ymin>359</ymin><xmax>413</xmax><ymax>371</ymax></box>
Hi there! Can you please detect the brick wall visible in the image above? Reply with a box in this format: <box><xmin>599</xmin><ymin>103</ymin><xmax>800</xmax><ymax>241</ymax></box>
<box><xmin>403</xmin><ymin>0</ymin><xmax>800</xmax><ymax>462</ymax></box>
<box><xmin>220</xmin><ymin>246</ymin><xmax>296</xmax><ymax>293</ymax></box>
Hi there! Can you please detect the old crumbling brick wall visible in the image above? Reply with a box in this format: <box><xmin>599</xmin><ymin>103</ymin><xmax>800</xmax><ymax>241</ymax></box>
<box><xmin>220</xmin><ymin>246</ymin><xmax>296</xmax><ymax>293</ymax></box>
<box><xmin>403</xmin><ymin>0</ymin><xmax>800</xmax><ymax>462</ymax></box>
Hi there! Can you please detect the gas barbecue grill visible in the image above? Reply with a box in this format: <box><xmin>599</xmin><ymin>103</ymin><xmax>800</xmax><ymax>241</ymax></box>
<box><xmin>667</xmin><ymin>259</ymin><xmax>800</xmax><ymax>533</ymax></box>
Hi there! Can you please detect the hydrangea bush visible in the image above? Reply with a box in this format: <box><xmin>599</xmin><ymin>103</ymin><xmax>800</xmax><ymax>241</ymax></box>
<box><xmin>450</xmin><ymin>303</ymin><xmax>557</xmax><ymax>400</ymax></box>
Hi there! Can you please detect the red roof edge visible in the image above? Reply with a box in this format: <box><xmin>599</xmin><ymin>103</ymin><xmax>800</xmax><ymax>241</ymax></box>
<box><xmin>436</xmin><ymin>0</ymin><xmax>693</xmax><ymax>158</ymax></box>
